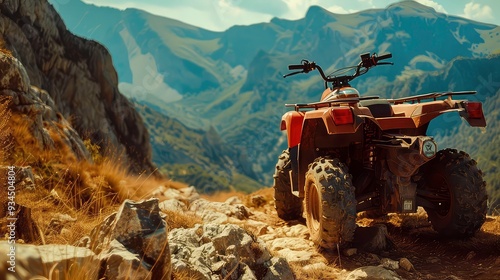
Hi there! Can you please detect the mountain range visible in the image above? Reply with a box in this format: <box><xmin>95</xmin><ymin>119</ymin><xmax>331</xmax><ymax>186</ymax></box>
<box><xmin>50</xmin><ymin>0</ymin><xmax>500</xmax><ymax>200</ymax></box>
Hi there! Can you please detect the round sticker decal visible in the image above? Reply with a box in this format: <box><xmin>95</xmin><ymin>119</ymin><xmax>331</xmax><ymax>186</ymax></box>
<box><xmin>422</xmin><ymin>140</ymin><xmax>437</xmax><ymax>158</ymax></box>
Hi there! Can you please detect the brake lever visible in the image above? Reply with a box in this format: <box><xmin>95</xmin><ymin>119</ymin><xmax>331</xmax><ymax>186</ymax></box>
<box><xmin>283</xmin><ymin>70</ymin><xmax>304</xmax><ymax>78</ymax></box>
<box><xmin>376</xmin><ymin>62</ymin><xmax>394</xmax><ymax>66</ymax></box>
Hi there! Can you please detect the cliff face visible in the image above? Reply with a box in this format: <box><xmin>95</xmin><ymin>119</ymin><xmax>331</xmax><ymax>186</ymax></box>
<box><xmin>0</xmin><ymin>0</ymin><xmax>155</xmax><ymax>173</ymax></box>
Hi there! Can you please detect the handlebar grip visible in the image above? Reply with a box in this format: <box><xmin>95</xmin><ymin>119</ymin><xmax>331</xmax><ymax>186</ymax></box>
<box><xmin>376</xmin><ymin>53</ymin><xmax>392</xmax><ymax>61</ymax></box>
<box><xmin>288</xmin><ymin>64</ymin><xmax>304</xmax><ymax>70</ymax></box>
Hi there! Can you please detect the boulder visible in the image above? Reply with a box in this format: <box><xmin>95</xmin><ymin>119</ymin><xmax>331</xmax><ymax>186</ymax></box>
<box><xmin>169</xmin><ymin>223</ymin><xmax>291</xmax><ymax>280</ymax></box>
<box><xmin>0</xmin><ymin>242</ymin><xmax>98</xmax><ymax>280</ymax></box>
<box><xmin>99</xmin><ymin>240</ymin><xmax>151</xmax><ymax>280</ymax></box>
<box><xmin>90</xmin><ymin>198</ymin><xmax>171</xmax><ymax>280</ymax></box>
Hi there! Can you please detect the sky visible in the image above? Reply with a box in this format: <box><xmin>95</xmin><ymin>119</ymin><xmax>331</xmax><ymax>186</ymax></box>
<box><xmin>71</xmin><ymin>0</ymin><xmax>499</xmax><ymax>31</ymax></box>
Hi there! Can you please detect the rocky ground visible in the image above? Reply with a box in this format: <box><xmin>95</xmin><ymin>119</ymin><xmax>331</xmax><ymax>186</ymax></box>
<box><xmin>159</xmin><ymin>186</ymin><xmax>500</xmax><ymax>279</ymax></box>
<box><xmin>1</xmin><ymin>175</ymin><xmax>500</xmax><ymax>279</ymax></box>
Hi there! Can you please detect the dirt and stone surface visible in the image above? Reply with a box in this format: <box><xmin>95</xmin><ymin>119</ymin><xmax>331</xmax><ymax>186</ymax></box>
<box><xmin>197</xmin><ymin>187</ymin><xmax>500</xmax><ymax>280</ymax></box>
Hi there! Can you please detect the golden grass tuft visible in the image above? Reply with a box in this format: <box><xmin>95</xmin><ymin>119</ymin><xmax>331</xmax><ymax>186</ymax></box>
<box><xmin>172</xmin><ymin>269</ymin><xmax>205</xmax><ymax>280</ymax></box>
<box><xmin>288</xmin><ymin>262</ymin><xmax>344</xmax><ymax>280</ymax></box>
<box><xmin>162</xmin><ymin>209</ymin><xmax>202</xmax><ymax>230</ymax></box>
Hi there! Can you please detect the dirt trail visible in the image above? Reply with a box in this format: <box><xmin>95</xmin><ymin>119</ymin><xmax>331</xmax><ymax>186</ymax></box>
<box><xmin>235</xmin><ymin>188</ymin><xmax>500</xmax><ymax>280</ymax></box>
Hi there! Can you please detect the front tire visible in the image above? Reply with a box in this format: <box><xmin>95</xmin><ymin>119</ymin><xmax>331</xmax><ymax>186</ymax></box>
<box><xmin>273</xmin><ymin>150</ymin><xmax>302</xmax><ymax>220</ymax></box>
<box><xmin>305</xmin><ymin>157</ymin><xmax>357</xmax><ymax>249</ymax></box>
<box><xmin>420</xmin><ymin>149</ymin><xmax>487</xmax><ymax>237</ymax></box>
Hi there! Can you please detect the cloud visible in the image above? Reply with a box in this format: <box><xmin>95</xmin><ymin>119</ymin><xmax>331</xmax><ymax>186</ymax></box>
<box><xmin>357</xmin><ymin>0</ymin><xmax>375</xmax><ymax>8</ymax></box>
<box><xmin>324</xmin><ymin>5</ymin><xmax>358</xmax><ymax>14</ymax></box>
<box><xmin>281</xmin><ymin>0</ymin><xmax>358</xmax><ymax>18</ymax></box>
<box><xmin>461</xmin><ymin>2</ymin><xmax>494</xmax><ymax>22</ymax></box>
<box><xmin>233</xmin><ymin>0</ymin><xmax>289</xmax><ymax>16</ymax></box>
<box><xmin>415</xmin><ymin>0</ymin><xmax>447</xmax><ymax>13</ymax></box>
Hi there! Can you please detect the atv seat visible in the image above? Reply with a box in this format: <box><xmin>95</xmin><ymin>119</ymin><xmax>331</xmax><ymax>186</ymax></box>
<box><xmin>359</xmin><ymin>99</ymin><xmax>394</xmax><ymax>118</ymax></box>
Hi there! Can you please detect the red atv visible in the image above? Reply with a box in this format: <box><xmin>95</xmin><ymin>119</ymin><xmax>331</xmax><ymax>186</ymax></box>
<box><xmin>273</xmin><ymin>52</ymin><xmax>488</xmax><ymax>249</ymax></box>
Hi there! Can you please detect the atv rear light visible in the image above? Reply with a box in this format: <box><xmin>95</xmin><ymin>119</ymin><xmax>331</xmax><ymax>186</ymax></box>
<box><xmin>331</xmin><ymin>107</ymin><xmax>354</xmax><ymax>125</ymax></box>
<box><xmin>280</xmin><ymin>120</ymin><xmax>286</xmax><ymax>130</ymax></box>
<box><xmin>465</xmin><ymin>101</ymin><xmax>483</xmax><ymax>119</ymax></box>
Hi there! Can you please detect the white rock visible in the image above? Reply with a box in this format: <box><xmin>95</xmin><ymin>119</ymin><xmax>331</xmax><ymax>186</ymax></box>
<box><xmin>245</xmin><ymin>219</ymin><xmax>270</xmax><ymax>235</ymax></box>
<box><xmin>169</xmin><ymin>223</ymin><xmax>278</xmax><ymax>279</ymax></box>
<box><xmin>240</xmin><ymin>263</ymin><xmax>258</xmax><ymax>280</ymax></box>
<box><xmin>158</xmin><ymin>199</ymin><xmax>187</xmax><ymax>212</ymax></box>
<box><xmin>263</xmin><ymin>257</ymin><xmax>294</xmax><ymax>280</ymax></box>
<box><xmin>380</xmin><ymin>258</ymin><xmax>400</xmax><ymax>270</ymax></box>
<box><xmin>0</xmin><ymin>242</ymin><xmax>98</xmax><ymax>280</ymax></box>
<box><xmin>284</xmin><ymin>224</ymin><xmax>309</xmax><ymax>238</ymax></box>
<box><xmin>179</xmin><ymin>186</ymin><xmax>200</xmax><ymax>203</ymax></box>
<box><xmin>99</xmin><ymin>240</ymin><xmax>150</xmax><ymax>280</ymax></box>
<box><xmin>190</xmin><ymin>199</ymin><xmax>250</xmax><ymax>222</ymax></box>
<box><xmin>90</xmin><ymin>198</ymin><xmax>171</xmax><ymax>279</ymax></box>
<box><xmin>225</xmin><ymin>196</ymin><xmax>243</xmax><ymax>205</ymax></box>
<box><xmin>345</xmin><ymin>266</ymin><xmax>402</xmax><ymax>280</ymax></box>
<box><xmin>277</xmin><ymin>248</ymin><xmax>313</xmax><ymax>263</ymax></box>
<box><xmin>270</xmin><ymin>237</ymin><xmax>311</xmax><ymax>252</ymax></box>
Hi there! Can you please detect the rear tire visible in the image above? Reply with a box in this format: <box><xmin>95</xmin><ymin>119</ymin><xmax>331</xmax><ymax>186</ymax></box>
<box><xmin>273</xmin><ymin>150</ymin><xmax>302</xmax><ymax>220</ymax></box>
<box><xmin>420</xmin><ymin>149</ymin><xmax>487</xmax><ymax>237</ymax></box>
<box><xmin>305</xmin><ymin>157</ymin><xmax>357</xmax><ymax>249</ymax></box>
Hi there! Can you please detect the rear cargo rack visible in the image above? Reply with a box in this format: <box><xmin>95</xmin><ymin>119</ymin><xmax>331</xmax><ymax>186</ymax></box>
<box><xmin>388</xmin><ymin>91</ymin><xmax>476</xmax><ymax>104</ymax></box>
<box><xmin>286</xmin><ymin>96</ymin><xmax>379</xmax><ymax>111</ymax></box>
<box><xmin>285</xmin><ymin>91</ymin><xmax>477</xmax><ymax>111</ymax></box>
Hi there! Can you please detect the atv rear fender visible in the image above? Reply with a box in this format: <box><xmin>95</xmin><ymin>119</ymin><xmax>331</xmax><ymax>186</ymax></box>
<box><xmin>303</xmin><ymin>106</ymin><xmax>365</xmax><ymax>135</ymax></box>
<box><xmin>366</xmin><ymin>99</ymin><xmax>486</xmax><ymax>130</ymax></box>
<box><xmin>280</xmin><ymin>111</ymin><xmax>305</xmax><ymax>148</ymax></box>
<box><xmin>292</xmin><ymin>107</ymin><xmax>365</xmax><ymax>198</ymax></box>
<box><xmin>281</xmin><ymin>106</ymin><xmax>368</xmax><ymax>148</ymax></box>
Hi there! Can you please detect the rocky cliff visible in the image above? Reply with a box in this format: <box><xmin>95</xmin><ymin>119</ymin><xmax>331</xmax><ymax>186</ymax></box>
<box><xmin>0</xmin><ymin>0</ymin><xmax>155</xmax><ymax>173</ymax></box>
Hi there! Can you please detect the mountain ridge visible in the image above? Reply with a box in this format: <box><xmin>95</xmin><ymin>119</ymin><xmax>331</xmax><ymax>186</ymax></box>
<box><xmin>51</xmin><ymin>0</ymin><xmax>500</xmax><ymax>194</ymax></box>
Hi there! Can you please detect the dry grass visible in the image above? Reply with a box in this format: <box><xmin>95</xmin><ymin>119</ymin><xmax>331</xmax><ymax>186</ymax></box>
<box><xmin>0</xmin><ymin>107</ymin><xmax>180</xmax><ymax>279</ymax></box>
<box><xmin>0</xmin><ymin>96</ymin><xmax>12</xmax><ymax>164</ymax></box>
<box><xmin>172</xmin><ymin>269</ymin><xmax>205</xmax><ymax>280</ymax></box>
<box><xmin>289</xmin><ymin>263</ymin><xmax>324</xmax><ymax>279</ymax></box>
<box><xmin>162</xmin><ymin>209</ymin><xmax>202</xmax><ymax>230</ymax></box>
<box><xmin>0</xmin><ymin>109</ymin><xmax>177</xmax><ymax>247</ymax></box>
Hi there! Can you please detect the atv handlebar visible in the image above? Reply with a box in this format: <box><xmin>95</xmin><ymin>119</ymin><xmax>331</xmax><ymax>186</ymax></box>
<box><xmin>284</xmin><ymin>52</ymin><xmax>393</xmax><ymax>88</ymax></box>
<box><xmin>288</xmin><ymin>64</ymin><xmax>305</xmax><ymax>70</ymax></box>
<box><xmin>377</xmin><ymin>53</ymin><xmax>392</xmax><ymax>61</ymax></box>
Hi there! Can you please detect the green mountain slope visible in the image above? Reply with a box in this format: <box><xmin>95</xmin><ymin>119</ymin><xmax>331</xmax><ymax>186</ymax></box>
<box><xmin>133</xmin><ymin>102</ymin><xmax>261</xmax><ymax>193</ymax></box>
